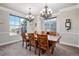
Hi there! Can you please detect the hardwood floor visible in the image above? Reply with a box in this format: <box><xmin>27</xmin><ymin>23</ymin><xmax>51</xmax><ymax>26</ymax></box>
<box><xmin>0</xmin><ymin>42</ymin><xmax>79</xmax><ymax>56</ymax></box>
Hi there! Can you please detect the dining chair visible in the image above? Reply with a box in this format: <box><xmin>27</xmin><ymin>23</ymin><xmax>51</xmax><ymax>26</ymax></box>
<box><xmin>57</xmin><ymin>34</ymin><xmax>62</xmax><ymax>43</ymax></box>
<box><xmin>28</xmin><ymin>33</ymin><xmax>37</xmax><ymax>54</ymax></box>
<box><xmin>21</xmin><ymin>32</ymin><xmax>29</xmax><ymax>49</ymax></box>
<box><xmin>37</xmin><ymin>34</ymin><xmax>51</xmax><ymax>56</ymax></box>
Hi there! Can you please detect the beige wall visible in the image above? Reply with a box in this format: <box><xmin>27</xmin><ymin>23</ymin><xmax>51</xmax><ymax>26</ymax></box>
<box><xmin>0</xmin><ymin>7</ymin><xmax>24</xmax><ymax>45</ymax></box>
<box><xmin>57</xmin><ymin>7</ymin><xmax>79</xmax><ymax>47</ymax></box>
<box><xmin>0</xmin><ymin>10</ymin><xmax>9</xmax><ymax>33</ymax></box>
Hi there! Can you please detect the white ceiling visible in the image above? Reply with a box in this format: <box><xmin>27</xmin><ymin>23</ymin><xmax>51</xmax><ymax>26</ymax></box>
<box><xmin>0</xmin><ymin>3</ymin><xmax>77</xmax><ymax>16</ymax></box>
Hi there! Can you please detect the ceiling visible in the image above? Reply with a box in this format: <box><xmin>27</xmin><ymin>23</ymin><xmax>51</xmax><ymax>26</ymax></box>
<box><xmin>0</xmin><ymin>3</ymin><xmax>77</xmax><ymax>16</ymax></box>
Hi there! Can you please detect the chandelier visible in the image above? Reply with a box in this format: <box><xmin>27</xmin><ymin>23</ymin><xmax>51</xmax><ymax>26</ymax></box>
<box><xmin>26</xmin><ymin>8</ymin><xmax>34</xmax><ymax>22</ymax></box>
<box><xmin>40</xmin><ymin>4</ymin><xmax>53</xmax><ymax>19</ymax></box>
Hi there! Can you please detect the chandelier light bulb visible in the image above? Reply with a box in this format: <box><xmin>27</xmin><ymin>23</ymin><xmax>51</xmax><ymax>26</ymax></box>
<box><xmin>32</xmin><ymin>16</ymin><xmax>34</xmax><ymax>19</ymax></box>
<box><xmin>26</xmin><ymin>15</ymin><xmax>28</xmax><ymax>18</ymax></box>
<box><xmin>42</xmin><ymin>8</ymin><xmax>45</xmax><ymax>11</ymax></box>
<box><xmin>48</xmin><ymin>9</ymin><xmax>51</xmax><ymax>12</ymax></box>
<box><xmin>47</xmin><ymin>12</ymin><xmax>49</xmax><ymax>15</ymax></box>
<box><xmin>50</xmin><ymin>11</ymin><xmax>53</xmax><ymax>13</ymax></box>
<box><xmin>40</xmin><ymin>11</ymin><xmax>43</xmax><ymax>13</ymax></box>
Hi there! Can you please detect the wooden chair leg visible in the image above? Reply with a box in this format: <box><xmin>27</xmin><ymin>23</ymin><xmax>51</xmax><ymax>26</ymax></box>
<box><xmin>35</xmin><ymin>48</ymin><xmax>36</xmax><ymax>54</ymax></box>
<box><xmin>34</xmin><ymin>45</ymin><xmax>36</xmax><ymax>54</ymax></box>
<box><xmin>26</xmin><ymin>42</ymin><xmax>27</xmax><ymax>49</ymax></box>
<box><xmin>38</xmin><ymin>48</ymin><xmax>40</xmax><ymax>56</ymax></box>
<box><xmin>29</xmin><ymin>43</ymin><xmax>31</xmax><ymax>51</ymax></box>
<box><xmin>29</xmin><ymin>41</ymin><xmax>31</xmax><ymax>51</ymax></box>
<box><xmin>27</xmin><ymin>42</ymin><xmax>30</xmax><ymax>46</ymax></box>
<box><xmin>51</xmin><ymin>47</ymin><xmax>54</xmax><ymax>54</ymax></box>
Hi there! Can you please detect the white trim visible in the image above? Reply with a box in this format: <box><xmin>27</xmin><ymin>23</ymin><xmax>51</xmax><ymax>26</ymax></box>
<box><xmin>59</xmin><ymin>32</ymin><xmax>79</xmax><ymax>35</ymax></box>
<box><xmin>0</xmin><ymin>40</ymin><xmax>21</xmax><ymax>46</ymax></box>
<box><xmin>0</xmin><ymin>32</ymin><xmax>9</xmax><ymax>35</ymax></box>
<box><xmin>59</xmin><ymin>4</ymin><xmax>79</xmax><ymax>12</ymax></box>
<box><xmin>60</xmin><ymin>42</ymin><xmax>79</xmax><ymax>48</ymax></box>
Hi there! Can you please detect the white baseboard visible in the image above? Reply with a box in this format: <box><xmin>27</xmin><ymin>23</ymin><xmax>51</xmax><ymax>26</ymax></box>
<box><xmin>60</xmin><ymin>42</ymin><xmax>79</xmax><ymax>48</ymax></box>
<box><xmin>0</xmin><ymin>40</ymin><xmax>21</xmax><ymax>46</ymax></box>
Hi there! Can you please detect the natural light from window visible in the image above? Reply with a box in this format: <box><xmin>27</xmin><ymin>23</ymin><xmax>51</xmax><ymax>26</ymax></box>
<box><xmin>9</xmin><ymin>15</ymin><xmax>27</xmax><ymax>36</ymax></box>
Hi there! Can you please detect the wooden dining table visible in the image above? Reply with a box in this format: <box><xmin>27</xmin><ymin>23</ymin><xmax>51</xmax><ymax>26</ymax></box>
<box><xmin>24</xmin><ymin>33</ymin><xmax>59</xmax><ymax>54</ymax></box>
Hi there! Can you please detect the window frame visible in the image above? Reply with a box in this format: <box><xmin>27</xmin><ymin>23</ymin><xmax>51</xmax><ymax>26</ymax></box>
<box><xmin>9</xmin><ymin>14</ymin><xmax>27</xmax><ymax>36</ymax></box>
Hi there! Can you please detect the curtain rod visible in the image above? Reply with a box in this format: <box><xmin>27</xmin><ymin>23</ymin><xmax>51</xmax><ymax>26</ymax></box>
<box><xmin>10</xmin><ymin>14</ymin><xmax>26</xmax><ymax>19</ymax></box>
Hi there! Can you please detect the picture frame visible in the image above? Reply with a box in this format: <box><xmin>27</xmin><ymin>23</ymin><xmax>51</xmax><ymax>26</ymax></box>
<box><xmin>65</xmin><ymin>19</ymin><xmax>71</xmax><ymax>30</ymax></box>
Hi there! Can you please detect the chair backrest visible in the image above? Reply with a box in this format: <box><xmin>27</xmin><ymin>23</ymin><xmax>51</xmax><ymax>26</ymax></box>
<box><xmin>38</xmin><ymin>34</ymin><xmax>49</xmax><ymax>49</ymax></box>
<box><xmin>28</xmin><ymin>33</ymin><xmax>36</xmax><ymax>46</ymax></box>
<box><xmin>28</xmin><ymin>33</ymin><xmax>35</xmax><ymax>39</ymax></box>
<box><xmin>41</xmin><ymin>31</ymin><xmax>46</xmax><ymax>35</ymax></box>
<box><xmin>21</xmin><ymin>32</ymin><xmax>29</xmax><ymax>41</ymax></box>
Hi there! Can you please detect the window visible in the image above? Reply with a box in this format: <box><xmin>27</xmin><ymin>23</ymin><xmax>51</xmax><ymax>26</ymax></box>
<box><xmin>9</xmin><ymin>15</ymin><xmax>27</xmax><ymax>36</ymax></box>
<box><xmin>42</xmin><ymin>18</ymin><xmax>56</xmax><ymax>32</ymax></box>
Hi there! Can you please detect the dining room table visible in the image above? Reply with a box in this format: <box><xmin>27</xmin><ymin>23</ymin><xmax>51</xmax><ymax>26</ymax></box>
<box><xmin>24</xmin><ymin>33</ymin><xmax>60</xmax><ymax>54</ymax></box>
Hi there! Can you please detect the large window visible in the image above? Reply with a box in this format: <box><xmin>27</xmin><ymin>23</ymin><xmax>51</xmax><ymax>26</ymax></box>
<box><xmin>9</xmin><ymin>15</ymin><xmax>27</xmax><ymax>35</ymax></box>
<box><xmin>42</xmin><ymin>18</ymin><xmax>56</xmax><ymax>32</ymax></box>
